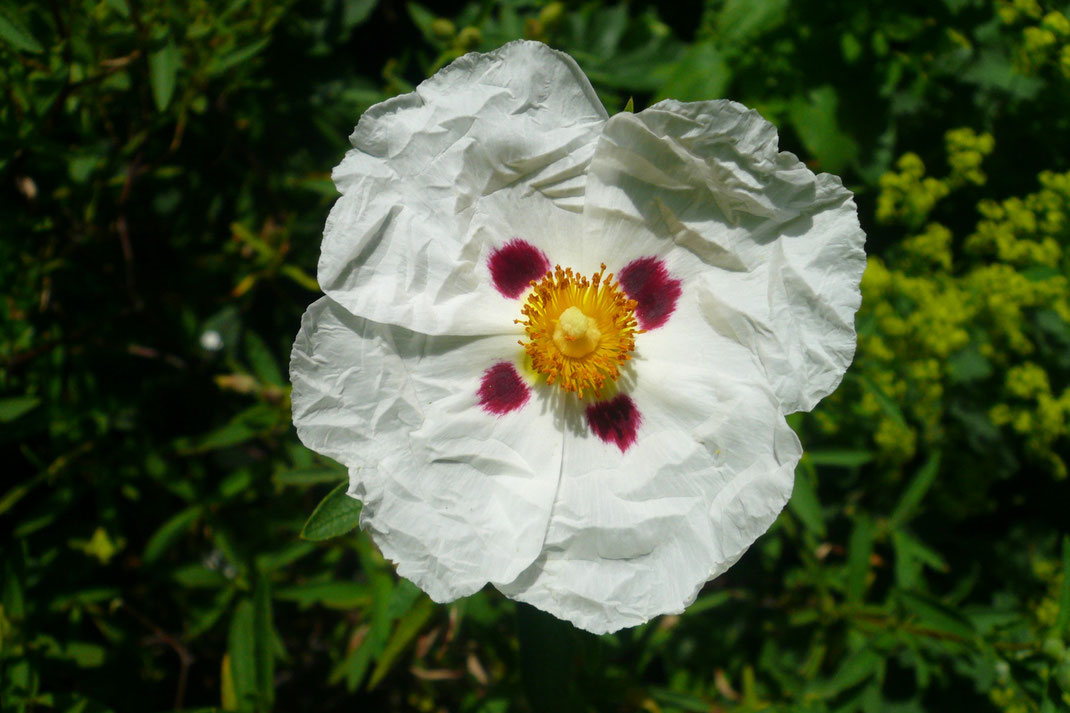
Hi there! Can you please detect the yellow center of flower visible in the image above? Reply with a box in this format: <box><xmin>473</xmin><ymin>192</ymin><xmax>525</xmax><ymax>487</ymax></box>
<box><xmin>517</xmin><ymin>264</ymin><xmax>641</xmax><ymax>397</ymax></box>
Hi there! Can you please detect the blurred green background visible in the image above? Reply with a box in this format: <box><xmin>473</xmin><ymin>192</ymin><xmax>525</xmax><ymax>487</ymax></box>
<box><xmin>3</xmin><ymin>0</ymin><xmax>1070</xmax><ymax>711</ymax></box>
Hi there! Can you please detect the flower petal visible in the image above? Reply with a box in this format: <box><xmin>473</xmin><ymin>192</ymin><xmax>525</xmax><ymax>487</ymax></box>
<box><xmin>499</xmin><ymin>378</ymin><xmax>800</xmax><ymax>634</ymax></box>
<box><xmin>497</xmin><ymin>295</ymin><xmax>801</xmax><ymax>634</ymax></box>
<box><xmin>319</xmin><ymin>40</ymin><xmax>608</xmax><ymax>334</ymax></box>
<box><xmin>290</xmin><ymin>297</ymin><xmax>562</xmax><ymax>600</ymax></box>
<box><xmin>581</xmin><ymin>99</ymin><xmax>866</xmax><ymax>413</ymax></box>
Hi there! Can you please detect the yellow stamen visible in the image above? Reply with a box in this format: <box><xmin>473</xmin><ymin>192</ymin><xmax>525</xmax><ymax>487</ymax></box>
<box><xmin>553</xmin><ymin>306</ymin><xmax>601</xmax><ymax>358</ymax></box>
<box><xmin>516</xmin><ymin>264</ymin><xmax>642</xmax><ymax>398</ymax></box>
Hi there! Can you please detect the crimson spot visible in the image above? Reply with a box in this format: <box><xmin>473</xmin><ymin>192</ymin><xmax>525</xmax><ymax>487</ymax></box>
<box><xmin>618</xmin><ymin>256</ymin><xmax>682</xmax><ymax>330</ymax></box>
<box><xmin>478</xmin><ymin>362</ymin><xmax>531</xmax><ymax>415</ymax></box>
<box><xmin>488</xmin><ymin>239</ymin><xmax>551</xmax><ymax>299</ymax></box>
<box><xmin>585</xmin><ymin>394</ymin><xmax>641</xmax><ymax>452</ymax></box>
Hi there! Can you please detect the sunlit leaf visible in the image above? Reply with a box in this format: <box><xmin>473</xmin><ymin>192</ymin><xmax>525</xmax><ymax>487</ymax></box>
<box><xmin>301</xmin><ymin>482</ymin><xmax>362</xmax><ymax>541</ymax></box>
<box><xmin>148</xmin><ymin>38</ymin><xmax>181</xmax><ymax>111</ymax></box>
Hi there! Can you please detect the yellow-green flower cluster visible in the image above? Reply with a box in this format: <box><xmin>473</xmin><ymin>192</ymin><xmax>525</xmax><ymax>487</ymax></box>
<box><xmin>1000</xmin><ymin>1</ymin><xmax>1070</xmax><ymax>77</ymax></box>
<box><xmin>876</xmin><ymin>129</ymin><xmax>994</xmax><ymax>228</ymax></box>
<box><xmin>990</xmin><ymin>362</ymin><xmax>1070</xmax><ymax>478</ymax></box>
<box><xmin>946</xmin><ymin>128</ymin><xmax>996</xmax><ymax>186</ymax></box>
<box><xmin>968</xmin><ymin>170</ymin><xmax>1070</xmax><ymax>268</ymax></box>
<box><xmin>997</xmin><ymin>0</ymin><xmax>1044</xmax><ymax>24</ymax></box>
<box><xmin>834</xmin><ymin>131</ymin><xmax>1070</xmax><ymax>475</ymax></box>
<box><xmin>967</xmin><ymin>264</ymin><xmax>1070</xmax><ymax>354</ymax></box>
<box><xmin>848</xmin><ymin>253</ymin><xmax>969</xmax><ymax>461</ymax></box>
<box><xmin>876</xmin><ymin>153</ymin><xmax>949</xmax><ymax>228</ymax></box>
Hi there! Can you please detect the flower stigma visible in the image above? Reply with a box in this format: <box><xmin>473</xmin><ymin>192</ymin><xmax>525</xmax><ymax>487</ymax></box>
<box><xmin>518</xmin><ymin>264</ymin><xmax>642</xmax><ymax>398</ymax></box>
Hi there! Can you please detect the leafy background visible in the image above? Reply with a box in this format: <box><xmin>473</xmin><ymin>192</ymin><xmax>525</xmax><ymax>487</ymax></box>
<box><xmin>3</xmin><ymin>0</ymin><xmax>1070</xmax><ymax>711</ymax></box>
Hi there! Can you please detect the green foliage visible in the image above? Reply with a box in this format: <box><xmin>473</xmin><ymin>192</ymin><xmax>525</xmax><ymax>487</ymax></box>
<box><xmin>2</xmin><ymin>0</ymin><xmax>1070</xmax><ymax>711</ymax></box>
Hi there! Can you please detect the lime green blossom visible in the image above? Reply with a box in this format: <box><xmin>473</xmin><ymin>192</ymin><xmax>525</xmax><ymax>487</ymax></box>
<box><xmin>849</xmin><ymin>132</ymin><xmax>1070</xmax><ymax>475</ymax></box>
<box><xmin>1042</xmin><ymin>10</ymin><xmax>1070</xmax><ymax>35</ymax></box>
<box><xmin>876</xmin><ymin>129</ymin><xmax>994</xmax><ymax>228</ymax></box>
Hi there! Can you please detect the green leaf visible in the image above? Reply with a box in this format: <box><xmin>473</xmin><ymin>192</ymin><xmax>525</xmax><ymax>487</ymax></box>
<box><xmin>1054</xmin><ymin>535</ymin><xmax>1070</xmax><ymax>636</ymax></box>
<box><xmin>649</xmin><ymin>688</ymin><xmax>714</xmax><ymax>713</ymax></box>
<box><xmin>654</xmin><ymin>41</ymin><xmax>731</xmax><ymax>102</ymax></box>
<box><xmin>790</xmin><ymin>459</ymin><xmax>826</xmax><ymax>537</ymax></box>
<box><xmin>368</xmin><ymin>596</ymin><xmax>436</xmax><ymax>689</ymax></box>
<box><xmin>788</xmin><ymin>86</ymin><xmax>859</xmax><ymax>174</ymax></box>
<box><xmin>0</xmin><ymin>5</ymin><xmax>43</xmax><ymax>53</ymax></box>
<box><xmin>227</xmin><ymin>599</ymin><xmax>257</xmax><ymax>708</ymax></box>
<box><xmin>892</xmin><ymin>529</ymin><xmax>948</xmax><ymax>589</ymax></box>
<box><xmin>244</xmin><ymin>331</ymin><xmax>284</xmax><ymax>387</ymax></box>
<box><xmin>622</xmin><ymin>96</ymin><xmax>634</xmax><ymax>113</ymax></box>
<box><xmin>143</xmin><ymin>506</ymin><xmax>202</xmax><ymax>563</ymax></box>
<box><xmin>180</xmin><ymin>404</ymin><xmax>278</xmax><ymax>453</ymax></box>
<box><xmin>253</xmin><ymin>574</ymin><xmax>275</xmax><ymax>709</ymax></box>
<box><xmin>845</xmin><ymin>515</ymin><xmax>875</xmax><ymax>603</ymax></box>
<box><xmin>896</xmin><ymin>589</ymin><xmax>976</xmax><ymax>640</ymax></box>
<box><xmin>272</xmin><ymin>466</ymin><xmax>344</xmax><ymax>487</ymax></box>
<box><xmin>279</xmin><ymin>264</ymin><xmax>320</xmax><ymax>292</ymax></box>
<box><xmin>210</xmin><ymin>37</ymin><xmax>271</xmax><ymax>76</ymax></box>
<box><xmin>342</xmin><ymin>0</ymin><xmax>378</xmax><ymax>30</ymax></box>
<box><xmin>852</xmin><ymin>373</ymin><xmax>909</xmax><ymax>429</ymax></box>
<box><xmin>275</xmin><ymin>581</ymin><xmax>372</xmax><ymax>609</ymax></box>
<box><xmin>716</xmin><ymin>0</ymin><xmax>788</xmax><ymax>46</ymax></box>
<box><xmin>148</xmin><ymin>38</ymin><xmax>181</xmax><ymax>111</ymax></box>
<box><xmin>301</xmin><ymin>482</ymin><xmax>362</xmax><ymax>541</ymax></box>
<box><xmin>889</xmin><ymin>452</ymin><xmax>941</xmax><ymax>527</ymax></box>
<box><xmin>0</xmin><ymin>395</ymin><xmax>40</xmax><ymax>422</ymax></box>
<box><xmin>685</xmin><ymin>590</ymin><xmax>734</xmax><ymax>616</ymax></box>
<box><xmin>947</xmin><ymin>346</ymin><xmax>993</xmax><ymax>383</ymax></box>
<box><xmin>406</xmin><ymin>2</ymin><xmax>437</xmax><ymax>42</ymax></box>
<box><xmin>810</xmin><ymin>648</ymin><xmax>881</xmax><ymax>696</ymax></box>
<box><xmin>2</xmin><ymin>557</ymin><xmax>25</xmax><ymax>619</ymax></box>
<box><xmin>805</xmin><ymin>450</ymin><xmax>873</xmax><ymax>468</ymax></box>
<box><xmin>516</xmin><ymin>603</ymin><xmax>584</xmax><ymax>713</ymax></box>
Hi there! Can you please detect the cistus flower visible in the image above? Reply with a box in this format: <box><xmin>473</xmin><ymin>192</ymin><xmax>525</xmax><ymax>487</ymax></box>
<box><xmin>290</xmin><ymin>40</ymin><xmax>865</xmax><ymax>634</ymax></box>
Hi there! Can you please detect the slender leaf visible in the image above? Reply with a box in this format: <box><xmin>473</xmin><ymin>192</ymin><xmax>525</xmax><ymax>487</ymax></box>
<box><xmin>253</xmin><ymin>574</ymin><xmax>275</xmax><ymax>709</ymax></box>
<box><xmin>1054</xmin><ymin>535</ymin><xmax>1070</xmax><ymax>636</ymax></box>
<box><xmin>210</xmin><ymin>37</ymin><xmax>271</xmax><ymax>76</ymax></box>
<box><xmin>790</xmin><ymin>459</ymin><xmax>826</xmax><ymax>537</ymax></box>
<box><xmin>889</xmin><ymin>452</ymin><xmax>942</xmax><ymax>527</ymax></box>
<box><xmin>244</xmin><ymin>331</ymin><xmax>284</xmax><ymax>387</ymax></box>
<box><xmin>897</xmin><ymin>589</ymin><xmax>976</xmax><ymax>640</ymax></box>
<box><xmin>516</xmin><ymin>603</ymin><xmax>584</xmax><ymax>713</ymax></box>
<box><xmin>0</xmin><ymin>5</ymin><xmax>43</xmax><ymax>53</ymax></box>
<box><xmin>846</xmin><ymin>515</ymin><xmax>875</xmax><ymax>603</ymax></box>
<box><xmin>806</xmin><ymin>450</ymin><xmax>874</xmax><ymax>468</ymax></box>
<box><xmin>367</xmin><ymin>596</ymin><xmax>436</xmax><ymax>689</ymax></box>
<box><xmin>301</xmin><ymin>482</ymin><xmax>362</xmax><ymax>541</ymax></box>
<box><xmin>0</xmin><ymin>396</ymin><xmax>40</xmax><ymax>422</ymax></box>
<box><xmin>717</xmin><ymin>0</ymin><xmax>788</xmax><ymax>45</ymax></box>
<box><xmin>148</xmin><ymin>38</ymin><xmax>181</xmax><ymax>111</ymax></box>
<box><xmin>272</xmin><ymin>467</ymin><xmax>344</xmax><ymax>487</ymax></box>
<box><xmin>143</xmin><ymin>506</ymin><xmax>202</xmax><ymax>563</ymax></box>
<box><xmin>227</xmin><ymin>599</ymin><xmax>256</xmax><ymax>708</ymax></box>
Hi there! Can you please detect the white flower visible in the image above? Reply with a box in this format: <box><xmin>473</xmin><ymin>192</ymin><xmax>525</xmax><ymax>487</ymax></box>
<box><xmin>200</xmin><ymin>329</ymin><xmax>223</xmax><ymax>352</ymax></box>
<box><xmin>290</xmin><ymin>40</ymin><xmax>865</xmax><ymax>634</ymax></box>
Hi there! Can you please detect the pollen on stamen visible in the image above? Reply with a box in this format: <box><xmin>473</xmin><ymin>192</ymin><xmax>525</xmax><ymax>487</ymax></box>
<box><xmin>516</xmin><ymin>263</ymin><xmax>642</xmax><ymax>398</ymax></box>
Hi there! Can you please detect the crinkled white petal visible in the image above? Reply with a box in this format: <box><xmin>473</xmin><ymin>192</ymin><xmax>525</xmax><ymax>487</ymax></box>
<box><xmin>580</xmin><ymin>99</ymin><xmax>866</xmax><ymax>413</ymax></box>
<box><xmin>290</xmin><ymin>297</ymin><xmax>562</xmax><ymax>600</ymax></box>
<box><xmin>319</xmin><ymin>40</ymin><xmax>608</xmax><ymax>334</ymax></box>
<box><xmin>498</xmin><ymin>298</ymin><xmax>802</xmax><ymax>633</ymax></box>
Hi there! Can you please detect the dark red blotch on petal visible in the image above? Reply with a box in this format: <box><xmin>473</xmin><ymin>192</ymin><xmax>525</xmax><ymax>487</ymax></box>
<box><xmin>478</xmin><ymin>362</ymin><xmax>531</xmax><ymax>415</ymax></box>
<box><xmin>585</xmin><ymin>394</ymin><xmax>641</xmax><ymax>452</ymax></box>
<box><xmin>618</xmin><ymin>256</ymin><xmax>683</xmax><ymax>330</ymax></box>
<box><xmin>488</xmin><ymin>239</ymin><xmax>552</xmax><ymax>299</ymax></box>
